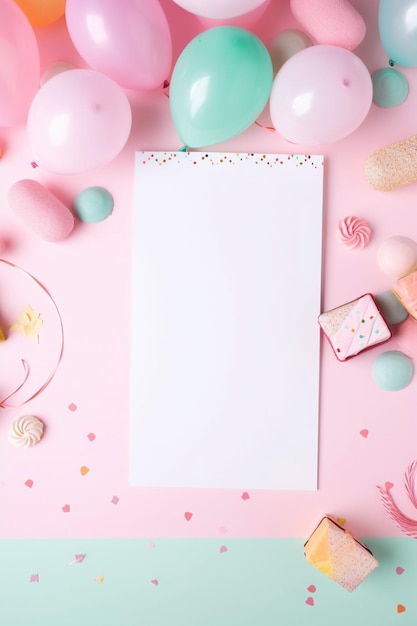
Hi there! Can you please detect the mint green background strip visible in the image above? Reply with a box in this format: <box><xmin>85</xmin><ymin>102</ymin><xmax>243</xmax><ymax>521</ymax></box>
<box><xmin>0</xmin><ymin>538</ymin><xmax>415</xmax><ymax>626</ymax></box>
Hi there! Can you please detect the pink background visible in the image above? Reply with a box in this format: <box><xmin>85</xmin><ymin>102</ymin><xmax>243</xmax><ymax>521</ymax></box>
<box><xmin>1</xmin><ymin>0</ymin><xmax>417</xmax><ymax>540</ymax></box>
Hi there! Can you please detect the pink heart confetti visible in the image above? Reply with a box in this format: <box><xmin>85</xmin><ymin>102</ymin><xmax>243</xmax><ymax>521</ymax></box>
<box><xmin>360</xmin><ymin>429</ymin><xmax>369</xmax><ymax>438</ymax></box>
<box><xmin>241</xmin><ymin>491</ymin><xmax>250</xmax><ymax>501</ymax></box>
<box><xmin>111</xmin><ymin>496</ymin><xmax>119</xmax><ymax>505</ymax></box>
<box><xmin>396</xmin><ymin>566</ymin><xmax>405</xmax><ymax>575</ymax></box>
<box><xmin>385</xmin><ymin>481</ymin><xmax>394</xmax><ymax>490</ymax></box>
<box><xmin>219</xmin><ymin>545</ymin><xmax>228</xmax><ymax>553</ymax></box>
<box><xmin>62</xmin><ymin>504</ymin><xmax>70</xmax><ymax>513</ymax></box>
<box><xmin>307</xmin><ymin>585</ymin><xmax>316</xmax><ymax>593</ymax></box>
<box><xmin>184</xmin><ymin>512</ymin><xmax>193</xmax><ymax>521</ymax></box>
<box><xmin>151</xmin><ymin>579</ymin><xmax>159</xmax><ymax>586</ymax></box>
<box><xmin>30</xmin><ymin>574</ymin><xmax>39</xmax><ymax>583</ymax></box>
<box><xmin>68</xmin><ymin>403</ymin><xmax>77</xmax><ymax>412</ymax></box>
<box><xmin>68</xmin><ymin>554</ymin><xmax>86</xmax><ymax>566</ymax></box>
<box><xmin>87</xmin><ymin>433</ymin><xmax>96</xmax><ymax>442</ymax></box>
<box><xmin>305</xmin><ymin>597</ymin><xmax>314</xmax><ymax>606</ymax></box>
<box><xmin>24</xmin><ymin>479</ymin><xmax>33</xmax><ymax>488</ymax></box>
<box><xmin>147</xmin><ymin>541</ymin><xmax>155</xmax><ymax>549</ymax></box>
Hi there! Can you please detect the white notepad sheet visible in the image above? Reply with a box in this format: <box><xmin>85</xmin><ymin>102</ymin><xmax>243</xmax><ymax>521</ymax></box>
<box><xmin>130</xmin><ymin>152</ymin><xmax>323</xmax><ymax>490</ymax></box>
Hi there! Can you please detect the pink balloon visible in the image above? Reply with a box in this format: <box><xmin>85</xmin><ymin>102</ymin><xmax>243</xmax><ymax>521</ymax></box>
<box><xmin>0</xmin><ymin>0</ymin><xmax>40</xmax><ymax>126</ymax></box>
<box><xmin>269</xmin><ymin>45</ymin><xmax>372</xmax><ymax>144</ymax></box>
<box><xmin>27</xmin><ymin>69</ymin><xmax>132</xmax><ymax>175</ymax></box>
<box><xmin>65</xmin><ymin>0</ymin><xmax>172</xmax><ymax>91</ymax></box>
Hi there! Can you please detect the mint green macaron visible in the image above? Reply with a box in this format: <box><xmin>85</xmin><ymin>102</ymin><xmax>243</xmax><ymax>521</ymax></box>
<box><xmin>372</xmin><ymin>350</ymin><xmax>413</xmax><ymax>391</ymax></box>
<box><xmin>73</xmin><ymin>186</ymin><xmax>114</xmax><ymax>223</ymax></box>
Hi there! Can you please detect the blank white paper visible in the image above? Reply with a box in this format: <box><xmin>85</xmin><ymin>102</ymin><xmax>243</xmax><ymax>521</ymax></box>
<box><xmin>130</xmin><ymin>152</ymin><xmax>323</xmax><ymax>490</ymax></box>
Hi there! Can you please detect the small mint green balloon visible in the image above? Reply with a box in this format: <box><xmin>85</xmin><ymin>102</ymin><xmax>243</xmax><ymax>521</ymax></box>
<box><xmin>73</xmin><ymin>186</ymin><xmax>114</xmax><ymax>223</ymax></box>
<box><xmin>169</xmin><ymin>26</ymin><xmax>273</xmax><ymax>148</ymax></box>
<box><xmin>372</xmin><ymin>350</ymin><xmax>413</xmax><ymax>391</ymax></box>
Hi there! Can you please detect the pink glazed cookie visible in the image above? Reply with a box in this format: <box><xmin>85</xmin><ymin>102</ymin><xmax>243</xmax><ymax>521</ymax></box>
<box><xmin>318</xmin><ymin>294</ymin><xmax>392</xmax><ymax>361</ymax></box>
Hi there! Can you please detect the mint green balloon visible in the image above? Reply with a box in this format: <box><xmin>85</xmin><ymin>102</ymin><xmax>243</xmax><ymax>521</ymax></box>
<box><xmin>379</xmin><ymin>0</ymin><xmax>417</xmax><ymax>66</ymax></box>
<box><xmin>169</xmin><ymin>26</ymin><xmax>273</xmax><ymax>148</ymax></box>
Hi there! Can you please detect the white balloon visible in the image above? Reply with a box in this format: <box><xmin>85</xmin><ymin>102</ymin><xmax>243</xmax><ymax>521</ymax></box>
<box><xmin>172</xmin><ymin>0</ymin><xmax>268</xmax><ymax>19</ymax></box>
<box><xmin>40</xmin><ymin>62</ymin><xmax>76</xmax><ymax>86</ymax></box>
<box><xmin>269</xmin><ymin>30</ymin><xmax>312</xmax><ymax>75</ymax></box>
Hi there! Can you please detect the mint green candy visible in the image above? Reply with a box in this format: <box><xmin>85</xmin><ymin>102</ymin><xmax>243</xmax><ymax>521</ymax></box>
<box><xmin>73</xmin><ymin>186</ymin><xmax>114</xmax><ymax>223</ymax></box>
<box><xmin>371</xmin><ymin>67</ymin><xmax>408</xmax><ymax>108</ymax></box>
<box><xmin>372</xmin><ymin>350</ymin><xmax>413</xmax><ymax>391</ymax></box>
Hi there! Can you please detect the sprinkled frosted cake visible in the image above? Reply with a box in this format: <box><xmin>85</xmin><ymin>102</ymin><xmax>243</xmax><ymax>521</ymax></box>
<box><xmin>304</xmin><ymin>516</ymin><xmax>379</xmax><ymax>592</ymax></box>
<box><xmin>391</xmin><ymin>270</ymin><xmax>417</xmax><ymax>319</ymax></box>
<box><xmin>318</xmin><ymin>293</ymin><xmax>391</xmax><ymax>361</ymax></box>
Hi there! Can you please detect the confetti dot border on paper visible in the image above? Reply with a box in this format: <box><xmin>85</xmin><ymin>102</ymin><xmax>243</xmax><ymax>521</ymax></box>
<box><xmin>139</xmin><ymin>152</ymin><xmax>323</xmax><ymax>170</ymax></box>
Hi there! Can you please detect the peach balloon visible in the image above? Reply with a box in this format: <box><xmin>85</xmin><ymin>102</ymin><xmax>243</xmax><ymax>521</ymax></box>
<box><xmin>13</xmin><ymin>0</ymin><xmax>65</xmax><ymax>27</ymax></box>
<box><xmin>377</xmin><ymin>236</ymin><xmax>417</xmax><ymax>279</ymax></box>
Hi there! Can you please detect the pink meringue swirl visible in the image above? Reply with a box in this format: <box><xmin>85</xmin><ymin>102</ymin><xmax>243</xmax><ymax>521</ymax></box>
<box><xmin>336</xmin><ymin>216</ymin><xmax>371</xmax><ymax>250</ymax></box>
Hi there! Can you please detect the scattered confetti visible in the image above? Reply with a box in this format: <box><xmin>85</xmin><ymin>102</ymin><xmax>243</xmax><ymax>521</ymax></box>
<box><xmin>95</xmin><ymin>575</ymin><xmax>105</xmax><ymax>584</ymax></box>
<box><xmin>305</xmin><ymin>597</ymin><xmax>314</xmax><ymax>606</ymax></box>
<box><xmin>219</xmin><ymin>545</ymin><xmax>228</xmax><ymax>553</ymax></box>
<box><xmin>111</xmin><ymin>496</ymin><xmax>119</xmax><ymax>505</ymax></box>
<box><xmin>241</xmin><ymin>491</ymin><xmax>250</xmax><ymax>501</ymax></box>
<box><xmin>397</xmin><ymin>604</ymin><xmax>406</xmax><ymax>613</ymax></box>
<box><xmin>24</xmin><ymin>479</ymin><xmax>33</xmax><ymax>488</ymax></box>
<box><xmin>147</xmin><ymin>541</ymin><xmax>155</xmax><ymax>549</ymax></box>
<box><xmin>62</xmin><ymin>504</ymin><xmax>70</xmax><ymax>513</ymax></box>
<box><xmin>68</xmin><ymin>403</ymin><xmax>77</xmax><ymax>412</ymax></box>
<box><xmin>0</xmin><ymin>326</ymin><xmax>5</xmax><ymax>342</ymax></box>
<box><xmin>80</xmin><ymin>466</ymin><xmax>89</xmax><ymax>476</ymax></box>
<box><xmin>184</xmin><ymin>512</ymin><xmax>193</xmax><ymax>521</ymax></box>
<box><xmin>69</xmin><ymin>554</ymin><xmax>86</xmax><ymax>566</ymax></box>
<box><xmin>87</xmin><ymin>433</ymin><xmax>96</xmax><ymax>441</ymax></box>
<box><xmin>360</xmin><ymin>429</ymin><xmax>369</xmax><ymax>438</ymax></box>
<box><xmin>29</xmin><ymin>574</ymin><xmax>39</xmax><ymax>583</ymax></box>
<box><xmin>336</xmin><ymin>517</ymin><xmax>346</xmax><ymax>526</ymax></box>
<box><xmin>150</xmin><ymin>579</ymin><xmax>159</xmax><ymax>586</ymax></box>
<box><xmin>10</xmin><ymin>305</ymin><xmax>43</xmax><ymax>342</ymax></box>
<box><xmin>396</xmin><ymin>566</ymin><xmax>405</xmax><ymax>575</ymax></box>
<box><xmin>307</xmin><ymin>584</ymin><xmax>316</xmax><ymax>593</ymax></box>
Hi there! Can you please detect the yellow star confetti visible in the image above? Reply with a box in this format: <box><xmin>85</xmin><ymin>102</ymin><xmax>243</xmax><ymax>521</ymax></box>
<box><xmin>10</xmin><ymin>305</ymin><xmax>43</xmax><ymax>343</ymax></box>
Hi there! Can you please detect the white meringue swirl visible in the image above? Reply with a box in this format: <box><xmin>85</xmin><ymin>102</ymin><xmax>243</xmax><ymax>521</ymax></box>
<box><xmin>9</xmin><ymin>415</ymin><xmax>44</xmax><ymax>448</ymax></box>
<box><xmin>336</xmin><ymin>216</ymin><xmax>371</xmax><ymax>250</ymax></box>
